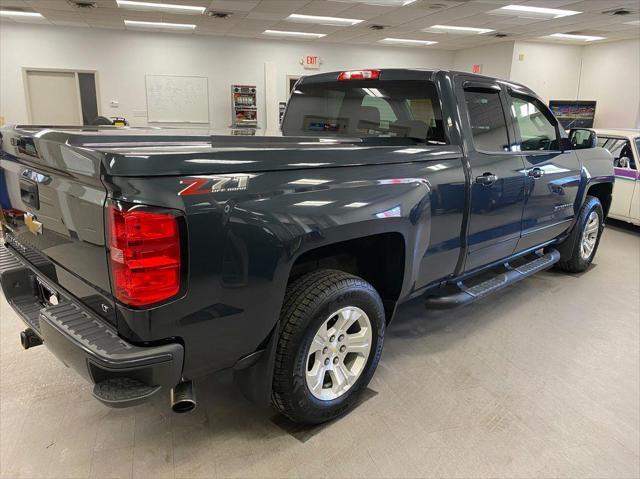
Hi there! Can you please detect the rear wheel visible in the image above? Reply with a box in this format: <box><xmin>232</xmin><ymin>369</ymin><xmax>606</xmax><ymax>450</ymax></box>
<box><xmin>557</xmin><ymin>195</ymin><xmax>603</xmax><ymax>273</ymax></box>
<box><xmin>272</xmin><ymin>269</ymin><xmax>385</xmax><ymax>424</ymax></box>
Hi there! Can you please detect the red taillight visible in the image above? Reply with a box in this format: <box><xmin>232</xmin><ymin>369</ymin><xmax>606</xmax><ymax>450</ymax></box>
<box><xmin>107</xmin><ymin>202</ymin><xmax>181</xmax><ymax>307</ymax></box>
<box><xmin>337</xmin><ymin>69</ymin><xmax>380</xmax><ymax>81</ymax></box>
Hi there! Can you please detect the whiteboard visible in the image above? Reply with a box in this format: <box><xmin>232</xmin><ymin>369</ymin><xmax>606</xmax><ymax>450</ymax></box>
<box><xmin>145</xmin><ymin>75</ymin><xmax>209</xmax><ymax>123</ymax></box>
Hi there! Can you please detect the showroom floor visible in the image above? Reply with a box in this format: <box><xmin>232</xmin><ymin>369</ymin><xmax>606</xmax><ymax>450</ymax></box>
<box><xmin>0</xmin><ymin>222</ymin><xmax>638</xmax><ymax>479</ymax></box>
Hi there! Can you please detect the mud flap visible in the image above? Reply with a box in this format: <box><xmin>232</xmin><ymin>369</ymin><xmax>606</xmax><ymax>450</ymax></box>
<box><xmin>233</xmin><ymin>321</ymin><xmax>280</xmax><ymax>407</ymax></box>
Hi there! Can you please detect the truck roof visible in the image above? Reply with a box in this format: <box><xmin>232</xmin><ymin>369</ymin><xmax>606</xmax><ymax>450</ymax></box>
<box><xmin>297</xmin><ymin>68</ymin><xmax>533</xmax><ymax>96</ymax></box>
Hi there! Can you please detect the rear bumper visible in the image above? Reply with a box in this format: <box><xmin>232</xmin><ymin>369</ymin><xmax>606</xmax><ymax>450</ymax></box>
<box><xmin>0</xmin><ymin>243</ymin><xmax>184</xmax><ymax>407</ymax></box>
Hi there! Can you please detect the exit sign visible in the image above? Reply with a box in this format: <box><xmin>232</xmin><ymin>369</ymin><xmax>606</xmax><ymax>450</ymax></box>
<box><xmin>472</xmin><ymin>64</ymin><xmax>482</xmax><ymax>74</ymax></box>
<box><xmin>302</xmin><ymin>55</ymin><xmax>321</xmax><ymax>69</ymax></box>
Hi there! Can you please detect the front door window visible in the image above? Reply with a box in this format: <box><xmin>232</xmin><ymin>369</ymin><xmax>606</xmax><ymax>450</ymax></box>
<box><xmin>510</xmin><ymin>95</ymin><xmax>559</xmax><ymax>152</ymax></box>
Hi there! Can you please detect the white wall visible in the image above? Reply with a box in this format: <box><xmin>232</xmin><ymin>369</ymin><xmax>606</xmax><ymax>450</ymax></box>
<box><xmin>453</xmin><ymin>42</ymin><xmax>515</xmax><ymax>80</ymax></box>
<box><xmin>510</xmin><ymin>41</ymin><xmax>583</xmax><ymax>104</ymax></box>
<box><xmin>1</xmin><ymin>23</ymin><xmax>637</xmax><ymax>130</ymax></box>
<box><xmin>510</xmin><ymin>39</ymin><xmax>640</xmax><ymax>128</ymax></box>
<box><xmin>0</xmin><ymin>23</ymin><xmax>454</xmax><ymax>129</ymax></box>
<box><xmin>578</xmin><ymin>39</ymin><xmax>640</xmax><ymax>128</ymax></box>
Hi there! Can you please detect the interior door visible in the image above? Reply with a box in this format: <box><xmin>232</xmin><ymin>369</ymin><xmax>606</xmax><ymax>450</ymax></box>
<box><xmin>456</xmin><ymin>77</ymin><xmax>526</xmax><ymax>272</ymax></box>
<box><xmin>26</xmin><ymin>70</ymin><xmax>82</xmax><ymax>125</ymax></box>
<box><xmin>507</xmin><ymin>91</ymin><xmax>581</xmax><ymax>251</ymax></box>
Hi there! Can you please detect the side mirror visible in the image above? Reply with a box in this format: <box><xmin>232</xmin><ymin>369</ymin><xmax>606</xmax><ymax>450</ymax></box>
<box><xmin>568</xmin><ymin>128</ymin><xmax>598</xmax><ymax>150</ymax></box>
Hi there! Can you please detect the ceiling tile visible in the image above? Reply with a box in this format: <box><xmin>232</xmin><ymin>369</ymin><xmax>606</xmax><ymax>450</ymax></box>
<box><xmin>292</xmin><ymin>0</ymin><xmax>355</xmax><ymax>16</ymax></box>
<box><xmin>251</xmin><ymin>0</ymin><xmax>309</xmax><ymax>14</ymax></box>
<box><xmin>0</xmin><ymin>0</ymin><xmax>28</xmax><ymax>8</ymax></box>
<box><xmin>245</xmin><ymin>11</ymin><xmax>288</xmax><ymax>21</ymax></box>
<box><xmin>337</xmin><ymin>3</ymin><xmax>396</xmax><ymax>20</ymax></box>
<box><xmin>208</xmin><ymin>0</ymin><xmax>259</xmax><ymax>13</ymax></box>
<box><xmin>23</xmin><ymin>0</ymin><xmax>76</xmax><ymax>11</ymax></box>
<box><xmin>51</xmin><ymin>19</ymin><xmax>89</xmax><ymax>27</ymax></box>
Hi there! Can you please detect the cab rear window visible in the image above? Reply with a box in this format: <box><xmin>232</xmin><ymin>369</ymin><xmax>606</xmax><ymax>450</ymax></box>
<box><xmin>282</xmin><ymin>80</ymin><xmax>447</xmax><ymax>144</ymax></box>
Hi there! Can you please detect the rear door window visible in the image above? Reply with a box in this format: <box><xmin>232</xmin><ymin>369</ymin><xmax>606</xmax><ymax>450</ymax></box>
<box><xmin>282</xmin><ymin>80</ymin><xmax>447</xmax><ymax>144</ymax></box>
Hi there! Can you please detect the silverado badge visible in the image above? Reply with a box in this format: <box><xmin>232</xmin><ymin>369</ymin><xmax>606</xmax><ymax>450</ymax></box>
<box><xmin>24</xmin><ymin>212</ymin><xmax>42</xmax><ymax>236</ymax></box>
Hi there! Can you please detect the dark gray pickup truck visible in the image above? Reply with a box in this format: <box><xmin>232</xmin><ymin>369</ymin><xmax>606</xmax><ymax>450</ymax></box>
<box><xmin>0</xmin><ymin>69</ymin><xmax>614</xmax><ymax>424</ymax></box>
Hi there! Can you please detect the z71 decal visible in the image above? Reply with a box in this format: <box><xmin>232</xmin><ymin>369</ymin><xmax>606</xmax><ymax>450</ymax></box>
<box><xmin>179</xmin><ymin>176</ymin><xmax>250</xmax><ymax>196</ymax></box>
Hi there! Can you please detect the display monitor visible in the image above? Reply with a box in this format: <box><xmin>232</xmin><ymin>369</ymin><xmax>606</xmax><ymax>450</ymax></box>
<box><xmin>549</xmin><ymin>100</ymin><xmax>597</xmax><ymax>129</ymax></box>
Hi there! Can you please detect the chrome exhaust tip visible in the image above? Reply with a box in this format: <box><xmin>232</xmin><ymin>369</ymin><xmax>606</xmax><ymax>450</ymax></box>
<box><xmin>170</xmin><ymin>380</ymin><xmax>196</xmax><ymax>413</ymax></box>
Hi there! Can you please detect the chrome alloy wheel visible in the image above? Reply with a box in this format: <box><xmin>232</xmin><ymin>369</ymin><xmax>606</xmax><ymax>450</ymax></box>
<box><xmin>580</xmin><ymin>211</ymin><xmax>600</xmax><ymax>261</ymax></box>
<box><xmin>305</xmin><ymin>306</ymin><xmax>373</xmax><ymax>401</ymax></box>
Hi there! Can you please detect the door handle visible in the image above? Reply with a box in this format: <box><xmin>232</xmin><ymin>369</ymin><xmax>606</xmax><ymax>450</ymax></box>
<box><xmin>527</xmin><ymin>167</ymin><xmax>544</xmax><ymax>179</ymax></box>
<box><xmin>475</xmin><ymin>172</ymin><xmax>498</xmax><ymax>186</ymax></box>
<box><xmin>22</xmin><ymin>169</ymin><xmax>51</xmax><ymax>185</ymax></box>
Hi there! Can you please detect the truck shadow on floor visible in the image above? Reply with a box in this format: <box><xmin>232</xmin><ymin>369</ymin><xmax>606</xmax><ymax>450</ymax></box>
<box><xmin>269</xmin><ymin>387</ymin><xmax>378</xmax><ymax>443</ymax></box>
<box><xmin>169</xmin><ymin>267</ymin><xmax>559</xmax><ymax>442</ymax></box>
<box><xmin>605</xmin><ymin>218</ymin><xmax>640</xmax><ymax>235</ymax></box>
<box><xmin>385</xmin><ymin>272</ymin><xmax>545</xmax><ymax>348</ymax></box>
<box><xmin>166</xmin><ymin>369</ymin><xmax>378</xmax><ymax>445</ymax></box>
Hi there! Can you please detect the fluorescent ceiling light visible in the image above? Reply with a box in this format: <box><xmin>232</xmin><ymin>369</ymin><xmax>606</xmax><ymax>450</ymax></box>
<box><xmin>286</xmin><ymin>14</ymin><xmax>363</xmax><ymax>26</ymax></box>
<box><xmin>116</xmin><ymin>0</ymin><xmax>205</xmax><ymax>14</ymax></box>
<box><xmin>425</xmin><ymin>25</ymin><xmax>494</xmax><ymax>34</ymax></box>
<box><xmin>547</xmin><ymin>33</ymin><xmax>605</xmax><ymax>42</ymax></box>
<box><xmin>332</xmin><ymin>0</ymin><xmax>416</xmax><ymax>5</ymax></box>
<box><xmin>124</xmin><ymin>20</ymin><xmax>196</xmax><ymax>30</ymax></box>
<box><xmin>496</xmin><ymin>5</ymin><xmax>580</xmax><ymax>18</ymax></box>
<box><xmin>379</xmin><ymin>38</ymin><xmax>438</xmax><ymax>46</ymax></box>
<box><xmin>263</xmin><ymin>30</ymin><xmax>326</xmax><ymax>38</ymax></box>
<box><xmin>0</xmin><ymin>10</ymin><xmax>44</xmax><ymax>18</ymax></box>
<box><xmin>624</xmin><ymin>20</ymin><xmax>640</xmax><ymax>26</ymax></box>
<box><xmin>345</xmin><ymin>202</ymin><xmax>368</xmax><ymax>208</ymax></box>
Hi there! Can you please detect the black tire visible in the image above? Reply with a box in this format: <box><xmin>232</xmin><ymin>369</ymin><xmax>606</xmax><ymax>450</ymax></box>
<box><xmin>556</xmin><ymin>195</ymin><xmax>604</xmax><ymax>273</ymax></box>
<box><xmin>272</xmin><ymin>269</ymin><xmax>385</xmax><ymax>424</ymax></box>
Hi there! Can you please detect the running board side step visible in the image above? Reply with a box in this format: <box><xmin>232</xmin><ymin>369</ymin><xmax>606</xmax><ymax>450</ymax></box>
<box><xmin>425</xmin><ymin>249</ymin><xmax>560</xmax><ymax>310</ymax></box>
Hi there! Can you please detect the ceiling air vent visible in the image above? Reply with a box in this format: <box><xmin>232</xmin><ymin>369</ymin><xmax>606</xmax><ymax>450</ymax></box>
<box><xmin>410</xmin><ymin>0</ymin><xmax>471</xmax><ymax>10</ymax></box>
<box><xmin>207</xmin><ymin>11</ymin><xmax>232</xmax><ymax>19</ymax></box>
<box><xmin>68</xmin><ymin>0</ymin><xmax>97</xmax><ymax>8</ymax></box>
<box><xmin>494</xmin><ymin>33</ymin><xmax>508</xmax><ymax>38</ymax></box>
<box><xmin>602</xmin><ymin>8</ymin><xmax>633</xmax><ymax>16</ymax></box>
<box><xmin>369</xmin><ymin>24</ymin><xmax>387</xmax><ymax>30</ymax></box>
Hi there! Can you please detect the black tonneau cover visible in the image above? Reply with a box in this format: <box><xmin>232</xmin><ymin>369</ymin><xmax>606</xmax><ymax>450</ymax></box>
<box><xmin>4</xmin><ymin>126</ymin><xmax>462</xmax><ymax>177</ymax></box>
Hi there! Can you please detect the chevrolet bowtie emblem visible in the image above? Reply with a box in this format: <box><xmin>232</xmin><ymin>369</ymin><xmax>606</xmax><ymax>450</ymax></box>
<box><xmin>24</xmin><ymin>212</ymin><xmax>42</xmax><ymax>236</ymax></box>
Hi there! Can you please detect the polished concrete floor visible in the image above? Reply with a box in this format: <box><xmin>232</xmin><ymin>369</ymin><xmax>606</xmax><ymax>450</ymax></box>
<box><xmin>1</xmin><ymin>221</ymin><xmax>639</xmax><ymax>479</ymax></box>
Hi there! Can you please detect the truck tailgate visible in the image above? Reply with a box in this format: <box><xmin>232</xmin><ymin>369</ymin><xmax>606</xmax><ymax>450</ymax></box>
<box><xmin>0</xmin><ymin>130</ymin><xmax>116</xmax><ymax>325</ymax></box>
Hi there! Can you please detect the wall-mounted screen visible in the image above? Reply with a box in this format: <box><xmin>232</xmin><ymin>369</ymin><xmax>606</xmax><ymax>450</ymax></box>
<box><xmin>549</xmin><ymin>100</ymin><xmax>597</xmax><ymax>129</ymax></box>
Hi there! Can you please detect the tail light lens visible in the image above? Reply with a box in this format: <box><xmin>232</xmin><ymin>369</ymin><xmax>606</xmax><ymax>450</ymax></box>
<box><xmin>337</xmin><ymin>69</ymin><xmax>380</xmax><ymax>81</ymax></box>
<box><xmin>107</xmin><ymin>201</ymin><xmax>182</xmax><ymax>307</ymax></box>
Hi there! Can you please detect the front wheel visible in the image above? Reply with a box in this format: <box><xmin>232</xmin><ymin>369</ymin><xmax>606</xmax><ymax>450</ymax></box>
<box><xmin>272</xmin><ymin>269</ymin><xmax>385</xmax><ymax>424</ymax></box>
<box><xmin>557</xmin><ymin>195</ymin><xmax>604</xmax><ymax>273</ymax></box>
